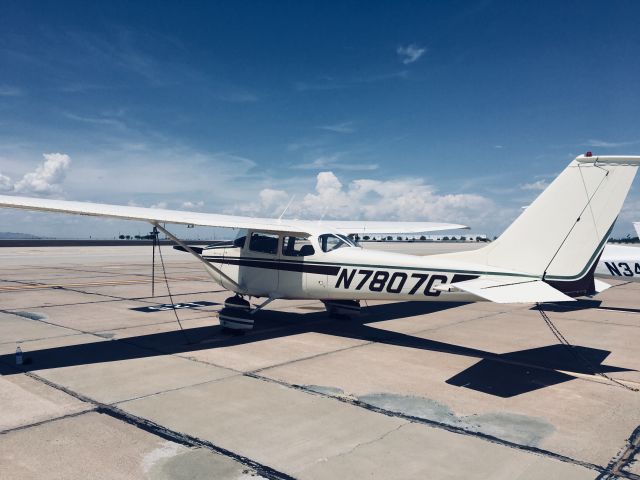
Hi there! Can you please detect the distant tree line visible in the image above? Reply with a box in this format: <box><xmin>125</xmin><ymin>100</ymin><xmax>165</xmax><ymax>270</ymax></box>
<box><xmin>359</xmin><ymin>235</ymin><xmax>490</xmax><ymax>242</ymax></box>
<box><xmin>608</xmin><ymin>236</ymin><xmax>640</xmax><ymax>244</ymax></box>
<box><xmin>118</xmin><ymin>234</ymin><xmax>156</xmax><ymax>240</ymax></box>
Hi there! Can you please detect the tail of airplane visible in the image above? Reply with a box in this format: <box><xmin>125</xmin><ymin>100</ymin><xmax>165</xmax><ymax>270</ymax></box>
<box><xmin>635</xmin><ymin>221</ymin><xmax>640</xmax><ymax>238</ymax></box>
<box><xmin>443</xmin><ymin>154</ymin><xmax>640</xmax><ymax>296</ymax></box>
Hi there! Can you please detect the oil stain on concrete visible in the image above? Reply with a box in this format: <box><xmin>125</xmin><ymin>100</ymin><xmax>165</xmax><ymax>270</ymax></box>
<box><xmin>145</xmin><ymin>443</ymin><xmax>267</xmax><ymax>480</ymax></box>
<box><xmin>305</xmin><ymin>387</ymin><xmax>555</xmax><ymax>448</ymax></box>
<box><xmin>358</xmin><ymin>393</ymin><xmax>555</xmax><ymax>447</ymax></box>
<box><xmin>11</xmin><ymin>311</ymin><xmax>48</xmax><ymax>321</ymax></box>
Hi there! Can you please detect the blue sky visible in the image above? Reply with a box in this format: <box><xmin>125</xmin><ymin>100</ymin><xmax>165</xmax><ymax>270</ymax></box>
<box><xmin>1</xmin><ymin>0</ymin><xmax>640</xmax><ymax>238</ymax></box>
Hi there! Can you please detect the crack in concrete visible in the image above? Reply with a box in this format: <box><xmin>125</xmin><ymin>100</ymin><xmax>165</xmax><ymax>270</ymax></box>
<box><xmin>313</xmin><ymin>422</ymin><xmax>408</xmax><ymax>467</ymax></box>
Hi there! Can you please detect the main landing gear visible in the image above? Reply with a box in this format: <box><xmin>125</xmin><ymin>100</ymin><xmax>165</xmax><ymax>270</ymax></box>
<box><xmin>219</xmin><ymin>295</ymin><xmax>253</xmax><ymax>331</ymax></box>
<box><xmin>322</xmin><ymin>300</ymin><xmax>361</xmax><ymax>319</ymax></box>
<box><xmin>218</xmin><ymin>295</ymin><xmax>275</xmax><ymax>332</ymax></box>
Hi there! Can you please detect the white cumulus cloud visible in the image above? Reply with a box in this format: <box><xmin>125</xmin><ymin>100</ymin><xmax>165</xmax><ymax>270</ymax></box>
<box><xmin>259</xmin><ymin>189</ymin><xmax>289</xmax><ymax>211</ymax></box>
<box><xmin>239</xmin><ymin>171</ymin><xmax>495</xmax><ymax>228</ymax></box>
<box><xmin>13</xmin><ymin>153</ymin><xmax>71</xmax><ymax>195</ymax></box>
<box><xmin>0</xmin><ymin>172</ymin><xmax>12</xmax><ymax>191</ymax></box>
<box><xmin>181</xmin><ymin>200</ymin><xmax>204</xmax><ymax>209</ymax></box>
<box><xmin>397</xmin><ymin>44</ymin><xmax>426</xmax><ymax>64</ymax></box>
<box><xmin>520</xmin><ymin>180</ymin><xmax>549</xmax><ymax>191</ymax></box>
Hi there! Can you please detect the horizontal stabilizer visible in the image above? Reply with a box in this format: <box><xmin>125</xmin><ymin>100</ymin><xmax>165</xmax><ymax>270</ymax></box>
<box><xmin>451</xmin><ymin>277</ymin><xmax>575</xmax><ymax>304</ymax></box>
<box><xmin>593</xmin><ymin>279</ymin><xmax>611</xmax><ymax>294</ymax></box>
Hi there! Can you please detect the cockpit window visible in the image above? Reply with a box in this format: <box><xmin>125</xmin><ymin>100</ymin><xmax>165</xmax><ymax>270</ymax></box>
<box><xmin>282</xmin><ymin>236</ymin><xmax>315</xmax><ymax>257</ymax></box>
<box><xmin>318</xmin><ymin>233</ymin><xmax>355</xmax><ymax>252</ymax></box>
<box><xmin>249</xmin><ymin>232</ymin><xmax>279</xmax><ymax>255</ymax></box>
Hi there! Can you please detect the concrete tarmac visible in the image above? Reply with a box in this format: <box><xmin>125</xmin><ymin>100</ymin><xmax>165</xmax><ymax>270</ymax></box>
<box><xmin>1</xmin><ymin>243</ymin><xmax>639</xmax><ymax>479</ymax></box>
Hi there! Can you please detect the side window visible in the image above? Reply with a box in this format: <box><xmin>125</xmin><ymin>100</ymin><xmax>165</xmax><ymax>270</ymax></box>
<box><xmin>249</xmin><ymin>232</ymin><xmax>279</xmax><ymax>255</ymax></box>
<box><xmin>282</xmin><ymin>236</ymin><xmax>315</xmax><ymax>257</ymax></box>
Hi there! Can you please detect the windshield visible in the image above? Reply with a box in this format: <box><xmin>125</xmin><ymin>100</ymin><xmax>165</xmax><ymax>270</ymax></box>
<box><xmin>318</xmin><ymin>233</ymin><xmax>355</xmax><ymax>252</ymax></box>
<box><xmin>232</xmin><ymin>229</ymin><xmax>248</xmax><ymax>248</ymax></box>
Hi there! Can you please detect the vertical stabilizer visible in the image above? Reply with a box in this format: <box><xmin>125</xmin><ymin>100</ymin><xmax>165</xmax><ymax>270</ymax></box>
<box><xmin>442</xmin><ymin>155</ymin><xmax>639</xmax><ymax>290</ymax></box>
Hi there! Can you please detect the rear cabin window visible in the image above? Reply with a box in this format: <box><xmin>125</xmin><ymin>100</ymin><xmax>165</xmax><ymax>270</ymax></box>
<box><xmin>249</xmin><ymin>232</ymin><xmax>279</xmax><ymax>255</ymax></box>
<box><xmin>282</xmin><ymin>236</ymin><xmax>315</xmax><ymax>257</ymax></box>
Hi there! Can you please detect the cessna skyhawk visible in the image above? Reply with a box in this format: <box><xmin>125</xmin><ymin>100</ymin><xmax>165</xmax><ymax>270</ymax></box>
<box><xmin>1</xmin><ymin>154</ymin><xmax>638</xmax><ymax>331</ymax></box>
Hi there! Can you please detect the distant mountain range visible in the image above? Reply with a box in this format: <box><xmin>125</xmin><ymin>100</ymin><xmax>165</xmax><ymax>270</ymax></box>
<box><xmin>0</xmin><ymin>232</ymin><xmax>42</xmax><ymax>239</ymax></box>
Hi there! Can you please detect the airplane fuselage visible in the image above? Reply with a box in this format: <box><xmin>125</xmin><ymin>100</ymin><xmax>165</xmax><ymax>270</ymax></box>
<box><xmin>200</xmin><ymin>230</ymin><xmax>532</xmax><ymax>302</ymax></box>
<box><xmin>597</xmin><ymin>244</ymin><xmax>640</xmax><ymax>282</ymax></box>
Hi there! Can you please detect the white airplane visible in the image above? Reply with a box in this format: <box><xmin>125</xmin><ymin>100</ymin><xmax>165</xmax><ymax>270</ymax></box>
<box><xmin>596</xmin><ymin>222</ymin><xmax>640</xmax><ymax>282</ymax></box>
<box><xmin>0</xmin><ymin>154</ymin><xmax>638</xmax><ymax>331</ymax></box>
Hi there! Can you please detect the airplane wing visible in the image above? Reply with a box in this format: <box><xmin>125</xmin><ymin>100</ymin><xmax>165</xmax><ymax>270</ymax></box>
<box><xmin>0</xmin><ymin>195</ymin><xmax>466</xmax><ymax>235</ymax></box>
<box><xmin>449</xmin><ymin>276</ymin><xmax>575</xmax><ymax>303</ymax></box>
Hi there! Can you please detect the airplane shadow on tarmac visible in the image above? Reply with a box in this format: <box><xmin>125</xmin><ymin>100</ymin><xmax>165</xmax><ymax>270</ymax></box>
<box><xmin>0</xmin><ymin>301</ymin><xmax>631</xmax><ymax>398</ymax></box>
<box><xmin>539</xmin><ymin>298</ymin><xmax>640</xmax><ymax>315</ymax></box>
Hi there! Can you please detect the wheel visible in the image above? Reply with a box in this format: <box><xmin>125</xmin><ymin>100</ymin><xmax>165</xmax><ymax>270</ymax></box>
<box><xmin>219</xmin><ymin>307</ymin><xmax>254</xmax><ymax>331</ymax></box>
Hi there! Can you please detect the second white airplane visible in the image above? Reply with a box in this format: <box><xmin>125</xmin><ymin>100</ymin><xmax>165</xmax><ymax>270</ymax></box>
<box><xmin>0</xmin><ymin>154</ymin><xmax>638</xmax><ymax>330</ymax></box>
<box><xmin>597</xmin><ymin>222</ymin><xmax>640</xmax><ymax>281</ymax></box>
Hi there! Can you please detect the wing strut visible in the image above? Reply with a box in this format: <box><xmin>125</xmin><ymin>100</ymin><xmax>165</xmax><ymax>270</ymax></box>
<box><xmin>153</xmin><ymin>222</ymin><xmax>241</xmax><ymax>291</ymax></box>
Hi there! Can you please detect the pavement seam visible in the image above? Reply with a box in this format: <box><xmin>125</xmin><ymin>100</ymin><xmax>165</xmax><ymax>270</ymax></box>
<box><xmin>246</xmin><ymin>372</ymin><xmax>614</xmax><ymax>477</ymax></box>
<box><xmin>19</xmin><ymin>371</ymin><xmax>297</xmax><ymax>480</ymax></box>
<box><xmin>0</xmin><ymin>309</ymin><xmax>81</xmax><ymax>334</ymax></box>
<box><xmin>0</xmin><ymin>408</ymin><xmax>95</xmax><ymax>435</ymax></box>
<box><xmin>596</xmin><ymin>425</ymin><xmax>640</xmax><ymax>480</ymax></box>
<box><xmin>0</xmin><ymin>314</ymin><xmax>216</xmax><ymax>348</ymax></box>
<box><xmin>530</xmin><ymin>313</ymin><xmax>640</xmax><ymax>330</ymax></box>
<box><xmin>2</xmin><ymin>288</ymin><xmax>224</xmax><ymax>308</ymax></box>
<box><xmin>0</xmin><ymin>304</ymin><xmax>222</xmax><ymax>351</ymax></box>
<box><xmin>112</xmin><ymin>376</ymin><xmax>241</xmax><ymax>406</ymax></box>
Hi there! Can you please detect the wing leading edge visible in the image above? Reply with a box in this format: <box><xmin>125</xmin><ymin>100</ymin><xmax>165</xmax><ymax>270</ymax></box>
<box><xmin>0</xmin><ymin>195</ymin><xmax>466</xmax><ymax>235</ymax></box>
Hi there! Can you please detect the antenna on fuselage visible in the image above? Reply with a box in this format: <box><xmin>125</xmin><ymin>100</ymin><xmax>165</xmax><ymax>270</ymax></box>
<box><xmin>278</xmin><ymin>195</ymin><xmax>295</xmax><ymax>221</ymax></box>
